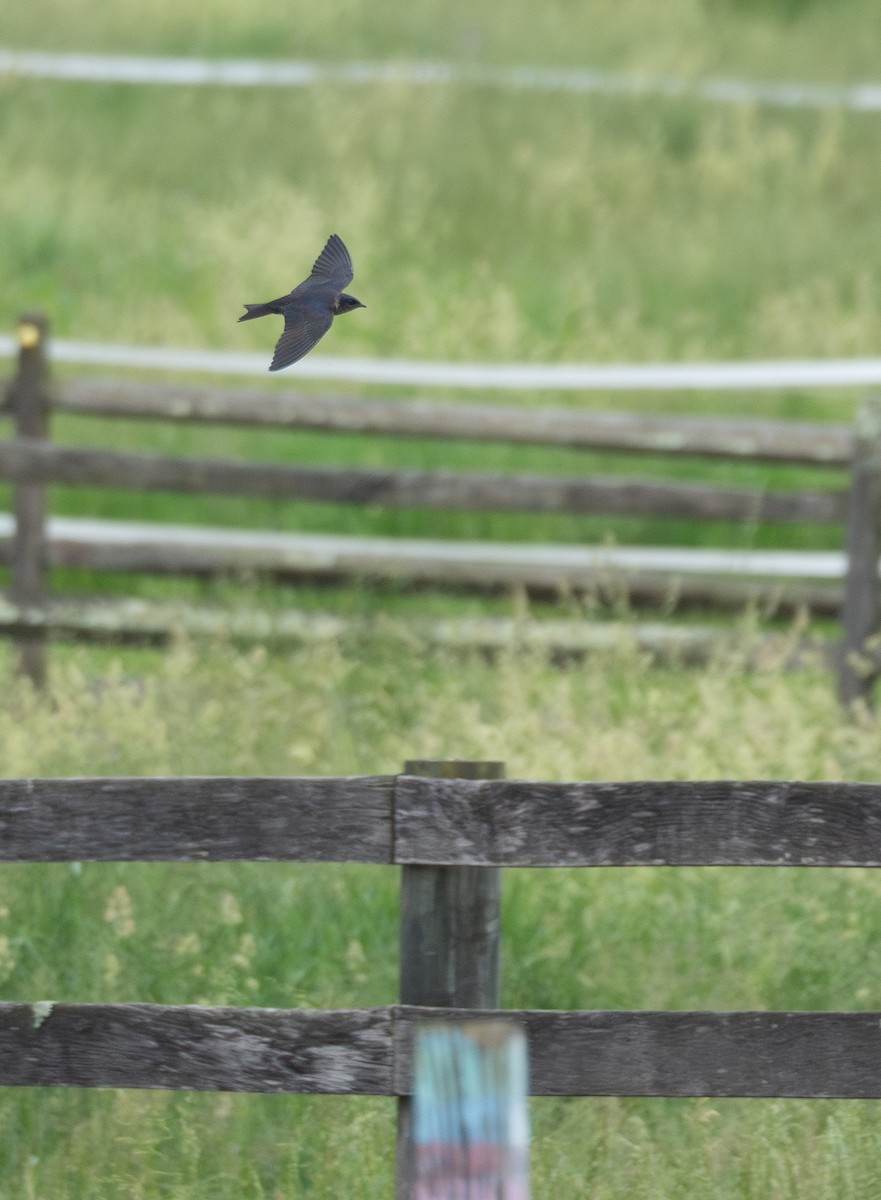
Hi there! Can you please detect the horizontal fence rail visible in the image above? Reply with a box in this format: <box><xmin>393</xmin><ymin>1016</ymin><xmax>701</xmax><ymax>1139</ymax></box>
<box><xmin>6</xmin><ymin>335</ymin><xmax>881</xmax><ymax>389</ymax></box>
<box><xmin>0</xmin><ymin>438</ymin><xmax>847</xmax><ymax>522</ymax></box>
<box><xmin>3</xmin><ymin>1003</ymin><xmax>881</xmax><ymax>1099</ymax></box>
<box><xmin>0</xmin><ymin>1003</ymin><xmax>393</xmax><ymax>1094</ymax></box>
<box><xmin>0</xmin><ymin>518</ymin><xmax>852</xmax><ymax>612</ymax></box>
<box><xmin>0</xmin><ymin>595</ymin><xmax>832</xmax><ymax>668</ymax></box>
<box><xmin>0</xmin><ymin>775</ymin><xmax>394</xmax><ymax>862</ymax></box>
<box><xmin>394</xmin><ymin>777</ymin><xmax>881</xmax><ymax>867</ymax></box>
<box><xmin>47</xmin><ymin>377</ymin><xmax>856</xmax><ymax>465</ymax></box>
<box><xmin>3</xmin><ymin>775</ymin><xmax>881</xmax><ymax>865</ymax></box>
<box><xmin>6</xmin><ymin>47</ymin><xmax>881</xmax><ymax>114</ymax></box>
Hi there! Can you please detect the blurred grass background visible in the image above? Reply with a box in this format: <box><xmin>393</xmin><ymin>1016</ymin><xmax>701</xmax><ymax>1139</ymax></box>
<box><xmin>4</xmin><ymin>0</ymin><xmax>881</xmax><ymax>80</ymax></box>
<box><xmin>2</xmin><ymin>78</ymin><xmax>880</xmax><ymax>365</ymax></box>
<box><xmin>3</xmin><ymin>0</ymin><xmax>881</xmax><ymax>590</ymax></box>
<box><xmin>3</xmin><ymin>1</ymin><xmax>881</xmax><ymax>1196</ymax></box>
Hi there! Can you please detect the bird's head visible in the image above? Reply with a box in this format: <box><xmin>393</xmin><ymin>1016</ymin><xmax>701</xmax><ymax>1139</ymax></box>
<box><xmin>334</xmin><ymin>293</ymin><xmax>366</xmax><ymax>315</ymax></box>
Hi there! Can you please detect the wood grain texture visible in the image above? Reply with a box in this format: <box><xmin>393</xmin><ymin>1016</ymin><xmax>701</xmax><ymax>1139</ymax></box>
<box><xmin>399</xmin><ymin>762</ymin><xmax>503</xmax><ymax>1009</ymax></box>
<box><xmin>0</xmin><ymin>1003</ymin><xmax>392</xmax><ymax>1092</ymax></box>
<box><xmin>0</xmin><ymin>438</ymin><xmax>844</xmax><ymax>522</ymax></box>
<box><xmin>395</xmin><ymin>777</ymin><xmax>881</xmax><ymax>866</ymax></box>
<box><xmin>57</xmin><ymin>378</ymin><xmax>854</xmax><ymax>465</ymax></box>
<box><xmin>393</xmin><ymin>1007</ymin><xmax>881</xmax><ymax>1098</ymax></box>
<box><xmin>0</xmin><ymin>776</ymin><xmax>393</xmax><ymax>862</ymax></box>
<box><xmin>5</xmin><ymin>1002</ymin><xmax>881</xmax><ymax>1098</ymax></box>
<box><xmin>7</xmin><ymin>774</ymin><xmax>881</xmax><ymax>867</ymax></box>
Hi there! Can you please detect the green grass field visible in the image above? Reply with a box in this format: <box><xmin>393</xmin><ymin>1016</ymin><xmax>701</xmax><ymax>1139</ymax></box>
<box><xmin>3</xmin><ymin>637</ymin><xmax>881</xmax><ymax>1197</ymax></box>
<box><xmin>4</xmin><ymin>75</ymin><xmax>881</xmax><ymax>367</ymax></box>
<box><xmin>3</xmin><ymin>0</ymin><xmax>880</xmax><ymax>609</ymax></box>
<box><xmin>3</xmin><ymin>1</ymin><xmax>881</xmax><ymax>1196</ymax></box>
<box><xmin>3</xmin><ymin>0</ymin><xmax>881</xmax><ymax>599</ymax></box>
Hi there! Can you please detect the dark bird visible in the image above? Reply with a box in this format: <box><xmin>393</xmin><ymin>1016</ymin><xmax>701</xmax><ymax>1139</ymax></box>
<box><xmin>238</xmin><ymin>234</ymin><xmax>365</xmax><ymax>371</ymax></box>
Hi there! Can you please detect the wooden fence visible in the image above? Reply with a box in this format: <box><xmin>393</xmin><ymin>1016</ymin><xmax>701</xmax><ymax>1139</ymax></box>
<box><xmin>3</xmin><ymin>759</ymin><xmax>881</xmax><ymax>1198</ymax></box>
<box><xmin>2</xmin><ymin>315</ymin><xmax>880</xmax><ymax>702</ymax></box>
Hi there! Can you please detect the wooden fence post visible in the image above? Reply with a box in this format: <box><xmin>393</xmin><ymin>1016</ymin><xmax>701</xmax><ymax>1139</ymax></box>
<box><xmin>838</xmin><ymin>396</ymin><xmax>881</xmax><ymax>709</ymax></box>
<box><xmin>396</xmin><ymin>758</ymin><xmax>506</xmax><ymax>1200</ymax></box>
<box><xmin>9</xmin><ymin>313</ymin><xmax>50</xmax><ymax>687</ymax></box>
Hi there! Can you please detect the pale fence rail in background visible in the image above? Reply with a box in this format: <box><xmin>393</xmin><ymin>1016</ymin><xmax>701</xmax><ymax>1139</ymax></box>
<box><xmin>1</xmin><ymin>316</ymin><xmax>881</xmax><ymax>704</ymax></box>
<box><xmin>5</xmin><ymin>46</ymin><xmax>881</xmax><ymax>114</ymax></box>
<box><xmin>4</xmin><ymin>761</ymin><xmax>881</xmax><ymax>1199</ymax></box>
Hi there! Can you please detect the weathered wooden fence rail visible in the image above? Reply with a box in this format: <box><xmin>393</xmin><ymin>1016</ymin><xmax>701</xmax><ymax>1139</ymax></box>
<box><xmin>5</xmin><ymin>762</ymin><xmax>881</xmax><ymax>1197</ymax></box>
<box><xmin>2</xmin><ymin>317</ymin><xmax>881</xmax><ymax>703</ymax></box>
<box><xmin>5</xmin><ymin>774</ymin><xmax>881</xmax><ymax>865</ymax></box>
<box><xmin>48</xmin><ymin>374</ymin><xmax>860</xmax><ymax>464</ymax></box>
<box><xmin>5</xmin><ymin>1003</ymin><xmax>881</xmax><ymax>1100</ymax></box>
<box><xmin>0</xmin><ymin>436</ymin><xmax>849</xmax><ymax>522</ymax></box>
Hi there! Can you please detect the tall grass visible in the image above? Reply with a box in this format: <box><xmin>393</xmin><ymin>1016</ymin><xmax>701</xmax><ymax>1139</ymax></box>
<box><xmin>3</xmin><ymin>4</ymin><xmax>881</xmax><ymax>1195</ymax></box>
<box><xmin>3</xmin><ymin>0</ymin><xmax>880</xmax><ymax>586</ymax></box>
<box><xmin>0</xmin><ymin>75</ymin><xmax>871</xmax><ymax>598</ymax></box>
<box><xmin>2</xmin><ymin>635</ymin><xmax>881</xmax><ymax>1196</ymax></box>
<box><xmin>2</xmin><ymin>80</ymin><xmax>880</xmax><ymax>367</ymax></box>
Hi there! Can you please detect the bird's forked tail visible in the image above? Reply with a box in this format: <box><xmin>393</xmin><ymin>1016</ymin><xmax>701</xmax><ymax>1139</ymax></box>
<box><xmin>238</xmin><ymin>302</ymin><xmax>275</xmax><ymax>323</ymax></box>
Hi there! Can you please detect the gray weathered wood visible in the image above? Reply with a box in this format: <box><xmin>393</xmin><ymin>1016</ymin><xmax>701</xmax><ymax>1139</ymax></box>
<box><xmin>0</xmin><ymin>438</ymin><xmax>845</xmax><ymax>522</ymax></box>
<box><xmin>0</xmin><ymin>517</ymin><xmax>850</xmax><ymax>613</ymax></box>
<box><xmin>398</xmin><ymin>763</ymin><xmax>505</xmax><ymax>1005</ymax></box>
<box><xmin>8</xmin><ymin>775</ymin><xmax>881</xmax><ymax>868</ymax></box>
<box><xmin>397</xmin><ymin>761</ymin><xmax>505</xmax><ymax>1200</ymax></box>
<box><xmin>0</xmin><ymin>595</ymin><xmax>349</xmax><ymax>646</ymax></box>
<box><xmin>57</xmin><ymin>377</ymin><xmax>853</xmax><ymax>464</ymax></box>
<box><xmin>393</xmin><ymin>1007</ymin><xmax>881</xmax><ymax>1098</ymax></box>
<box><xmin>0</xmin><ymin>776</ymin><xmax>393</xmax><ymax>862</ymax></box>
<box><xmin>0</xmin><ymin>596</ymin><xmax>827</xmax><ymax>667</ymax></box>
<box><xmin>838</xmin><ymin>397</ymin><xmax>881</xmax><ymax>706</ymax></box>
<box><xmin>5</xmin><ymin>1001</ymin><xmax>881</xmax><ymax>1098</ymax></box>
<box><xmin>9</xmin><ymin>315</ymin><xmax>50</xmax><ymax>685</ymax></box>
<box><xmin>0</xmin><ymin>1003</ymin><xmax>391</xmax><ymax>1093</ymax></box>
<box><xmin>395</xmin><ymin>777</ymin><xmax>881</xmax><ymax>866</ymax></box>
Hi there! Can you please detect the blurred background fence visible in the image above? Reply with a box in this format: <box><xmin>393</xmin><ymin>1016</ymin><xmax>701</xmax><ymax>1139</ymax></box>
<box><xmin>2</xmin><ymin>317</ymin><xmax>880</xmax><ymax>703</ymax></box>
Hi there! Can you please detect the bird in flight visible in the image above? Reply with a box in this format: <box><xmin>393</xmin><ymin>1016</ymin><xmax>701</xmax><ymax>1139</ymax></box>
<box><xmin>238</xmin><ymin>234</ymin><xmax>365</xmax><ymax>371</ymax></box>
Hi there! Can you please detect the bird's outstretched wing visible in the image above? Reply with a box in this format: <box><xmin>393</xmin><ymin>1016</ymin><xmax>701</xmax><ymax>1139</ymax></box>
<box><xmin>269</xmin><ymin>305</ymin><xmax>334</xmax><ymax>371</ymax></box>
<box><xmin>308</xmin><ymin>233</ymin><xmax>354</xmax><ymax>289</ymax></box>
